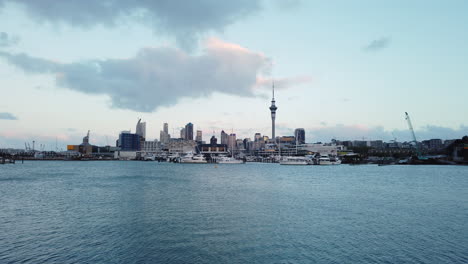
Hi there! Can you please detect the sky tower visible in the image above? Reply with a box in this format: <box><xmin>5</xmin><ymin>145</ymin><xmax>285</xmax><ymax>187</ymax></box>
<box><xmin>269</xmin><ymin>81</ymin><xmax>277</xmax><ymax>140</ymax></box>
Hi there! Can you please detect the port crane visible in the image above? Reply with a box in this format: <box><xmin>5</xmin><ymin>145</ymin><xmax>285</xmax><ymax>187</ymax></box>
<box><xmin>405</xmin><ymin>112</ymin><xmax>422</xmax><ymax>157</ymax></box>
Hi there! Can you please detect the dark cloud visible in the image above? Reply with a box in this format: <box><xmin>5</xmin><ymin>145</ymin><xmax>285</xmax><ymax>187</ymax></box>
<box><xmin>0</xmin><ymin>0</ymin><xmax>261</xmax><ymax>48</ymax></box>
<box><xmin>0</xmin><ymin>32</ymin><xmax>19</xmax><ymax>47</ymax></box>
<box><xmin>0</xmin><ymin>39</ymin><xmax>305</xmax><ymax>112</ymax></box>
<box><xmin>0</xmin><ymin>112</ymin><xmax>18</xmax><ymax>120</ymax></box>
<box><xmin>363</xmin><ymin>37</ymin><xmax>391</xmax><ymax>52</ymax></box>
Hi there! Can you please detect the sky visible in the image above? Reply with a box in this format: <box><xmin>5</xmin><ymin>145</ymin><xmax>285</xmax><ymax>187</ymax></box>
<box><xmin>0</xmin><ymin>0</ymin><xmax>467</xmax><ymax>150</ymax></box>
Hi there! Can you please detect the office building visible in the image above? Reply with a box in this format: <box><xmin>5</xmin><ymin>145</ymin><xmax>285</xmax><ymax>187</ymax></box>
<box><xmin>118</xmin><ymin>131</ymin><xmax>141</xmax><ymax>151</ymax></box>
<box><xmin>185</xmin><ymin>123</ymin><xmax>193</xmax><ymax>140</ymax></box>
<box><xmin>180</xmin><ymin>128</ymin><xmax>186</xmax><ymax>139</ymax></box>
<box><xmin>294</xmin><ymin>128</ymin><xmax>305</xmax><ymax>144</ymax></box>
<box><xmin>221</xmin><ymin>130</ymin><xmax>228</xmax><ymax>145</ymax></box>
<box><xmin>196</xmin><ymin>130</ymin><xmax>203</xmax><ymax>142</ymax></box>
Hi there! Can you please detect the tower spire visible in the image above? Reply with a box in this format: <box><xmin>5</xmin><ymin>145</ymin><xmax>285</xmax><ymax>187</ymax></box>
<box><xmin>272</xmin><ymin>80</ymin><xmax>275</xmax><ymax>100</ymax></box>
<box><xmin>269</xmin><ymin>78</ymin><xmax>278</xmax><ymax>140</ymax></box>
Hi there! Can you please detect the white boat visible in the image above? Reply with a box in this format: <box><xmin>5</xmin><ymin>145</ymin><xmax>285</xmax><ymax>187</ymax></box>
<box><xmin>279</xmin><ymin>156</ymin><xmax>309</xmax><ymax>165</ymax></box>
<box><xmin>180</xmin><ymin>152</ymin><xmax>207</xmax><ymax>163</ymax></box>
<box><xmin>318</xmin><ymin>155</ymin><xmax>341</xmax><ymax>165</ymax></box>
<box><xmin>143</xmin><ymin>154</ymin><xmax>156</xmax><ymax>161</ymax></box>
<box><xmin>217</xmin><ymin>156</ymin><xmax>244</xmax><ymax>164</ymax></box>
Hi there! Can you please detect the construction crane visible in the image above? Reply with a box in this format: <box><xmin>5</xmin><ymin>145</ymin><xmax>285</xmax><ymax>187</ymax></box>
<box><xmin>405</xmin><ymin>112</ymin><xmax>421</xmax><ymax>157</ymax></box>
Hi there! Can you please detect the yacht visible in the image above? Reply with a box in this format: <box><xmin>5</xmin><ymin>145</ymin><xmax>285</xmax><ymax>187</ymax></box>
<box><xmin>217</xmin><ymin>156</ymin><xmax>244</xmax><ymax>164</ymax></box>
<box><xmin>180</xmin><ymin>152</ymin><xmax>207</xmax><ymax>164</ymax></box>
<box><xmin>279</xmin><ymin>156</ymin><xmax>309</xmax><ymax>165</ymax></box>
<box><xmin>143</xmin><ymin>154</ymin><xmax>156</xmax><ymax>161</ymax></box>
<box><xmin>318</xmin><ymin>155</ymin><xmax>341</xmax><ymax>165</ymax></box>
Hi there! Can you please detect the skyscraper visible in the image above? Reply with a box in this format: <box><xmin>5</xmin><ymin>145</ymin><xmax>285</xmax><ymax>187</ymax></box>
<box><xmin>160</xmin><ymin>122</ymin><xmax>170</xmax><ymax>143</ymax></box>
<box><xmin>221</xmin><ymin>130</ymin><xmax>228</xmax><ymax>145</ymax></box>
<box><xmin>136</xmin><ymin>118</ymin><xmax>146</xmax><ymax>140</ymax></box>
<box><xmin>295</xmin><ymin>128</ymin><xmax>306</xmax><ymax>144</ymax></box>
<box><xmin>185</xmin><ymin>123</ymin><xmax>193</xmax><ymax>140</ymax></box>
<box><xmin>228</xmin><ymin>133</ymin><xmax>236</xmax><ymax>151</ymax></box>
<box><xmin>180</xmin><ymin>128</ymin><xmax>186</xmax><ymax>139</ymax></box>
<box><xmin>196</xmin><ymin>130</ymin><xmax>202</xmax><ymax>142</ymax></box>
<box><xmin>269</xmin><ymin>82</ymin><xmax>277</xmax><ymax>140</ymax></box>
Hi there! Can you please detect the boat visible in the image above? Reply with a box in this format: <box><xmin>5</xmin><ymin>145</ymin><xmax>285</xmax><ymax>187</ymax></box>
<box><xmin>318</xmin><ymin>155</ymin><xmax>341</xmax><ymax>165</ymax></box>
<box><xmin>143</xmin><ymin>154</ymin><xmax>156</xmax><ymax>161</ymax></box>
<box><xmin>279</xmin><ymin>156</ymin><xmax>309</xmax><ymax>165</ymax></box>
<box><xmin>217</xmin><ymin>156</ymin><xmax>244</xmax><ymax>164</ymax></box>
<box><xmin>179</xmin><ymin>152</ymin><xmax>207</xmax><ymax>164</ymax></box>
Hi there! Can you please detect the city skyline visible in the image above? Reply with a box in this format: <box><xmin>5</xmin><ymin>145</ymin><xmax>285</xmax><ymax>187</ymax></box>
<box><xmin>1</xmin><ymin>1</ymin><xmax>468</xmax><ymax>149</ymax></box>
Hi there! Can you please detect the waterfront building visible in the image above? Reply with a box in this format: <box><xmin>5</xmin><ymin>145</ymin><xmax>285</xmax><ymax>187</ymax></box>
<box><xmin>141</xmin><ymin>140</ymin><xmax>161</xmax><ymax>153</ymax></box>
<box><xmin>164</xmin><ymin>138</ymin><xmax>197</xmax><ymax>154</ymax></box>
<box><xmin>369</xmin><ymin>140</ymin><xmax>384</xmax><ymax>149</ymax></box>
<box><xmin>118</xmin><ymin>131</ymin><xmax>141</xmax><ymax>151</ymax></box>
<box><xmin>294</xmin><ymin>128</ymin><xmax>305</xmax><ymax>144</ymax></box>
<box><xmin>185</xmin><ymin>123</ymin><xmax>194</xmax><ymax>141</ymax></box>
<box><xmin>196</xmin><ymin>130</ymin><xmax>203</xmax><ymax>142</ymax></box>
<box><xmin>269</xmin><ymin>83</ymin><xmax>277</xmax><ymax>140</ymax></box>
<box><xmin>199</xmin><ymin>136</ymin><xmax>228</xmax><ymax>155</ymax></box>
<box><xmin>221</xmin><ymin>130</ymin><xmax>228</xmax><ymax>145</ymax></box>
<box><xmin>299</xmin><ymin>143</ymin><xmax>345</xmax><ymax>156</ymax></box>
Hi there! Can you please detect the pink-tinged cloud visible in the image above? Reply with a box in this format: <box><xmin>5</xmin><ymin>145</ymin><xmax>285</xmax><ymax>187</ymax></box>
<box><xmin>0</xmin><ymin>38</ymin><xmax>308</xmax><ymax>112</ymax></box>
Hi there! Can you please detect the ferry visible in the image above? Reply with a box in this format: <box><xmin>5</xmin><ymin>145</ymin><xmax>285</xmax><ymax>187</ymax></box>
<box><xmin>179</xmin><ymin>152</ymin><xmax>207</xmax><ymax>164</ymax></box>
<box><xmin>318</xmin><ymin>155</ymin><xmax>341</xmax><ymax>165</ymax></box>
<box><xmin>279</xmin><ymin>156</ymin><xmax>309</xmax><ymax>165</ymax></box>
<box><xmin>217</xmin><ymin>156</ymin><xmax>244</xmax><ymax>164</ymax></box>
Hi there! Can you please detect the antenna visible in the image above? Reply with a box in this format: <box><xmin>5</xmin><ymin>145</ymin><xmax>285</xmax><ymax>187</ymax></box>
<box><xmin>272</xmin><ymin>80</ymin><xmax>275</xmax><ymax>99</ymax></box>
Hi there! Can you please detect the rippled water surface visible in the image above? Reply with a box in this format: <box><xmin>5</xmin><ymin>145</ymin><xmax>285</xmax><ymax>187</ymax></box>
<box><xmin>1</xmin><ymin>161</ymin><xmax>467</xmax><ymax>263</ymax></box>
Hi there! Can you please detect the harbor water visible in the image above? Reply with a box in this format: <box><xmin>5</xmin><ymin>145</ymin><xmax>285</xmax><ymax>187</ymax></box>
<box><xmin>1</xmin><ymin>161</ymin><xmax>467</xmax><ymax>263</ymax></box>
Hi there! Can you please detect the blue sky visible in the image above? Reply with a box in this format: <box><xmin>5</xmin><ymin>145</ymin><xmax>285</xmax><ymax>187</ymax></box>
<box><xmin>0</xmin><ymin>0</ymin><xmax>467</xmax><ymax>149</ymax></box>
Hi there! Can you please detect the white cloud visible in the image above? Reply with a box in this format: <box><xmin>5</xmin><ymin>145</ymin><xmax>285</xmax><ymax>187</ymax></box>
<box><xmin>0</xmin><ymin>38</ymin><xmax>307</xmax><ymax>112</ymax></box>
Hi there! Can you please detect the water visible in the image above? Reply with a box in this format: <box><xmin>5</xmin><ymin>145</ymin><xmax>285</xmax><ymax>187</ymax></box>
<box><xmin>1</xmin><ymin>161</ymin><xmax>467</xmax><ymax>264</ymax></box>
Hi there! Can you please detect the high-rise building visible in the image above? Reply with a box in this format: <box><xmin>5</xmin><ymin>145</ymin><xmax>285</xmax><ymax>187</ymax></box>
<box><xmin>136</xmin><ymin>119</ymin><xmax>146</xmax><ymax>140</ymax></box>
<box><xmin>160</xmin><ymin>122</ymin><xmax>170</xmax><ymax>143</ymax></box>
<box><xmin>196</xmin><ymin>130</ymin><xmax>202</xmax><ymax>142</ymax></box>
<box><xmin>269</xmin><ymin>82</ymin><xmax>277</xmax><ymax>140</ymax></box>
<box><xmin>118</xmin><ymin>131</ymin><xmax>141</xmax><ymax>151</ymax></box>
<box><xmin>180</xmin><ymin>128</ymin><xmax>186</xmax><ymax>139</ymax></box>
<box><xmin>210</xmin><ymin>136</ymin><xmax>218</xmax><ymax>145</ymax></box>
<box><xmin>185</xmin><ymin>123</ymin><xmax>193</xmax><ymax>140</ymax></box>
<box><xmin>221</xmin><ymin>130</ymin><xmax>228</xmax><ymax>145</ymax></box>
<box><xmin>228</xmin><ymin>133</ymin><xmax>237</xmax><ymax>150</ymax></box>
<box><xmin>294</xmin><ymin>128</ymin><xmax>306</xmax><ymax>144</ymax></box>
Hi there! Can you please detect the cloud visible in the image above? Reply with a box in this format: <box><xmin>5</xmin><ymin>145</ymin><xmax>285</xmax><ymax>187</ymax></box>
<box><xmin>0</xmin><ymin>0</ymin><xmax>261</xmax><ymax>48</ymax></box>
<box><xmin>0</xmin><ymin>112</ymin><xmax>18</xmax><ymax>120</ymax></box>
<box><xmin>363</xmin><ymin>37</ymin><xmax>391</xmax><ymax>52</ymax></box>
<box><xmin>0</xmin><ymin>38</ymin><xmax>305</xmax><ymax>112</ymax></box>
<box><xmin>0</xmin><ymin>32</ymin><xmax>19</xmax><ymax>47</ymax></box>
